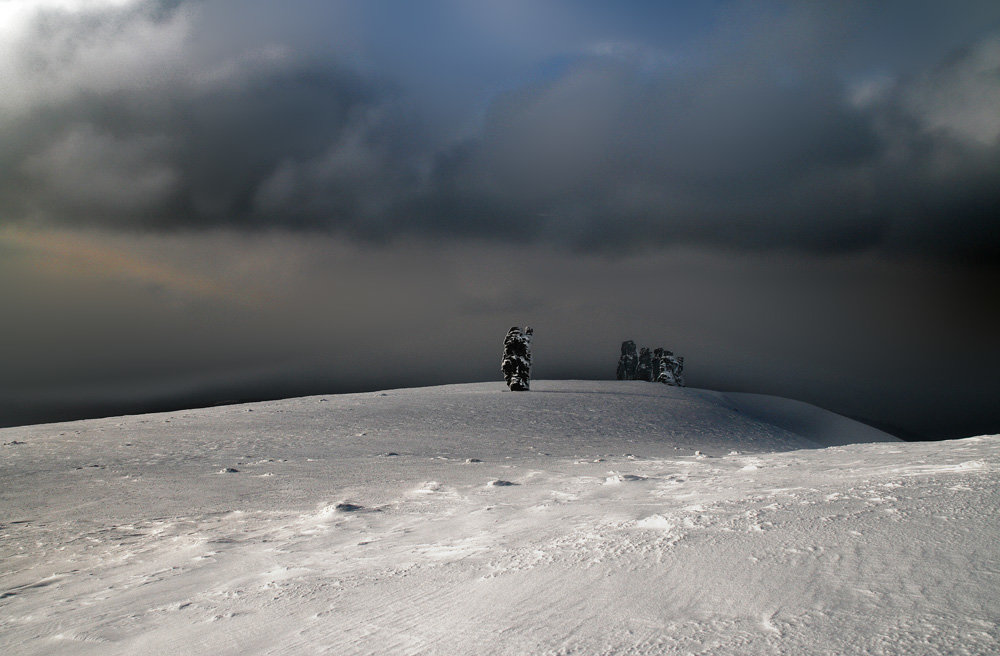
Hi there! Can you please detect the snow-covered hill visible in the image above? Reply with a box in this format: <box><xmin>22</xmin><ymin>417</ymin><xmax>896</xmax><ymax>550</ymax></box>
<box><xmin>1</xmin><ymin>381</ymin><xmax>997</xmax><ymax>655</ymax></box>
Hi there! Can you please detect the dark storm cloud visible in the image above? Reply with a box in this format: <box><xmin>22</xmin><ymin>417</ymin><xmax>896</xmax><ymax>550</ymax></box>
<box><xmin>1</xmin><ymin>0</ymin><xmax>998</xmax><ymax>260</ymax></box>
<box><xmin>414</xmin><ymin>26</ymin><xmax>1000</xmax><ymax>257</ymax></box>
<box><xmin>0</xmin><ymin>2</ymin><xmax>411</xmax><ymax>232</ymax></box>
<box><xmin>416</xmin><ymin>58</ymin><xmax>886</xmax><ymax>251</ymax></box>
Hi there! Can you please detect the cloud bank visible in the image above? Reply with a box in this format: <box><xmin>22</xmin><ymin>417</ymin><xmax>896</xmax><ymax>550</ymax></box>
<box><xmin>0</xmin><ymin>0</ymin><xmax>998</xmax><ymax>259</ymax></box>
<box><xmin>2</xmin><ymin>227</ymin><xmax>997</xmax><ymax>438</ymax></box>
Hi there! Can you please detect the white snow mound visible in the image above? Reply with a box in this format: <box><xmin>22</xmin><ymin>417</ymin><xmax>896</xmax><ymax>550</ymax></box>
<box><xmin>2</xmin><ymin>380</ymin><xmax>997</xmax><ymax>655</ymax></box>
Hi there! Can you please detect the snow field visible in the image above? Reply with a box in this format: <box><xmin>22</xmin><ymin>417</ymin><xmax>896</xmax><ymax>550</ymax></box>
<box><xmin>1</xmin><ymin>381</ymin><xmax>997</xmax><ymax>655</ymax></box>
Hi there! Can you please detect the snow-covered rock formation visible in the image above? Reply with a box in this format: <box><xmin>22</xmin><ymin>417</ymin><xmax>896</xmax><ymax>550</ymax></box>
<box><xmin>501</xmin><ymin>326</ymin><xmax>532</xmax><ymax>391</ymax></box>
<box><xmin>617</xmin><ymin>340</ymin><xmax>638</xmax><ymax>380</ymax></box>
<box><xmin>636</xmin><ymin>346</ymin><xmax>653</xmax><ymax>381</ymax></box>
<box><xmin>659</xmin><ymin>351</ymin><xmax>685</xmax><ymax>386</ymax></box>
<box><xmin>620</xmin><ymin>341</ymin><xmax>685</xmax><ymax>386</ymax></box>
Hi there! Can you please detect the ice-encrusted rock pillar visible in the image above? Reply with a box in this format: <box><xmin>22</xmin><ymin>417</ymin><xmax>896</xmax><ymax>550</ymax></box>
<box><xmin>669</xmin><ymin>354</ymin><xmax>685</xmax><ymax>386</ymax></box>
<box><xmin>657</xmin><ymin>351</ymin><xmax>685</xmax><ymax>386</ymax></box>
<box><xmin>656</xmin><ymin>358</ymin><xmax>676</xmax><ymax>385</ymax></box>
<box><xmin>636</xmin><ymin>347</ymin><xmax>653</xmax><ymax>382</ymax></box>
<box><xmin>523</xmin><ymin>326</ymin><xmax>534</xmax><ymax>388</ymax></box>
<box><xmin>502</xmin><ymin>326</ymin><xmax>532</xmax><ymax>391</ymax></box>
<box><xmin>616</xmin><ymin>340</ymin><xmax>638</xmax><ymax>380</ymax></box>
<box><xmin>651</xmin><ymin>348</ymin><xmax>664</xmax><ymax>383</ymax></box>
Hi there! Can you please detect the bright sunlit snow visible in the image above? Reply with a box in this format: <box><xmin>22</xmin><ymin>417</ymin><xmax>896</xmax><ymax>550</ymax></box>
<box><xmin>1</xmin><ymin>381</ymin><xmax>997</xmax><ymax>654</ymax></box>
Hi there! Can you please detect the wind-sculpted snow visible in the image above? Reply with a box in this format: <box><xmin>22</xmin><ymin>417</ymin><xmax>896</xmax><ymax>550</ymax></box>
<box><xmin>1</xmin><ymin>382</ymin><xmax>997</xmax><ymax>655</ymax></box>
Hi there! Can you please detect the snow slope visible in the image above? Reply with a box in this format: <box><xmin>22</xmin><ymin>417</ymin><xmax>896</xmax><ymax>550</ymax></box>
<box><xmin>1</xmin><ymin>381</ymin><xmax>997</xmax><ymax>655</ymax></box>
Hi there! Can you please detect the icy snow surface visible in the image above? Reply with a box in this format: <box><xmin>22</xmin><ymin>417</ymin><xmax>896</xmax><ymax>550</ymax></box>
<box><xmin>1</xmin><ymin>380</ymin><xmax>998</xmax><ymax>655</ymax></box>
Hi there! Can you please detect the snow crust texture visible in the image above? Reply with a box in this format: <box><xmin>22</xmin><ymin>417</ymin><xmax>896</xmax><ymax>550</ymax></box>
<box><xmin>1</xmin><ymin>381</ymin><xmax>997</xmax><ymax>655</ymax></box>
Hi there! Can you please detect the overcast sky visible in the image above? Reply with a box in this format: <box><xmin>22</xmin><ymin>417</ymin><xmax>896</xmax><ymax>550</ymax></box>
<box><xmin>1</xmin><ymin>0</ymin><xmax>998</xmax><ymax>438</ymax></box>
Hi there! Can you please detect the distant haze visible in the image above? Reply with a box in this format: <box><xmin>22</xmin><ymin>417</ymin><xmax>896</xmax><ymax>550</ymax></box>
<box><xmin>1</xmin><ymin>2</ymin><xmax>998</xmax><ymax>438</ymax></box>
